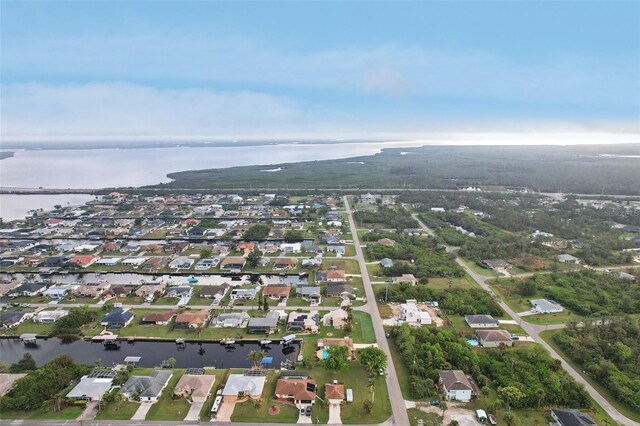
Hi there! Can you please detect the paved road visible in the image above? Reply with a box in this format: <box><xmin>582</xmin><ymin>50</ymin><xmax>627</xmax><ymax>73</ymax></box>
<box><xmin>410</xmin><ymin>213</ymin><xmax>638</xmax><ymax>426</ymax></box>
<box><xmin>344</xmin><ymin>196</ymin><xmax>409</xmax><ymax>426</ymax></box>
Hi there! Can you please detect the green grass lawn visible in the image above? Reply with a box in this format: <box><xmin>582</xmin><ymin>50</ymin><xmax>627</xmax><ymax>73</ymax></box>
<box><xmin>95</xmin><ymin>400</ymin><xmax>139</xmax><ymax>420</ymax></box>
<box><xmin>540</xmin><ymin>330</ymin><xmax>640</xmax><ymax>424</ymax></box>
<box><xmin>388</xmin><ymin>334</ymin><xmax>417</xmax><ymax>401</ymax></box>
<box><xmin>321</xmin><ymin>259</ymin><xmax>361</xmax><ymax>275</ymax></box>
<box><xmin>351</xmin><ymin>311</ymin><xmax>376</xmax><ymax>344</ymax></box>
<box><xmin>0</xmin><ymin>319</ymin><xmax>55</xmax><ymax>336</ymax></box>
<box><xmin>146</xmin><ymin>369</ymin><xmax>191</xmax><ymax>421</ymax></box>
<box><xmin>427</xmin><ymin>275</ymin><xmax>477</xmax><ymax>290</ymax></box>
<box><xmin>407</xmin><ymin>408</ymin><xmax>441</xmax><ymax>426</ymax></box>
<box><xmin>231</xmin><ymin>371</ymin><xmax>299</xmax><ymax>423</ymax></box>
<box><xmin>460</xmin><ymin>258</ymin><xmax>498</xmax><ymax>277</ymax></box>
<box><xmin>0</xmin><ymin>405</ymin><xmax>85</xmax><ymax>420</ymax></box>
<box><xmin>310</xmin><ymin>364</ymin><xmax>391</xmax><ymax>424</ymax></box>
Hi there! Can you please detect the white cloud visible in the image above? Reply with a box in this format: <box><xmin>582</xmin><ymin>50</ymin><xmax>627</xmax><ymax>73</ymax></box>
<box><xmin>1</xmin><ymin>82</ymin><xmax>313</xmax><ymax>141</ymax></box>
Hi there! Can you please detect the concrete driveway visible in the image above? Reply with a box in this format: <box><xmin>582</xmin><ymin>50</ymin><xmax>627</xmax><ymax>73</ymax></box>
<box><xmin>328</xmin><ymin>402</ymin><xmax>342</xmax><ymax>424</ymax></box>
<box><xmin>296</xmin><ymin>404</ymin><xmax>312</xmax><ymax>424</ymax></box>
<box><xmin>184</xmin><ymin>396</ymin><xmax>206</xmax><ymax>421</ymax></box>
<box><xmin>214</xmin><ymin>399</ymin><xmax>237</xmax><ymax>422</ymax></box>
<box><xmin>131</xmin><ymin>401</ymin><xmax>154</xmax><ymax>420</ymax></box>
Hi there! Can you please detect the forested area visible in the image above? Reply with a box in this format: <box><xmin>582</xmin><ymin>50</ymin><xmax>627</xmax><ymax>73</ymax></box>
<box><xmin>365</xmin><ymin>234</ymin><xmax>464</xmax><ymax>278</ymax></box>
<box><xmin>553</xmin><ymin>317</ymin><xmax>640</xmax><ymax>412</ymax></box>
<box><xmin>242</xmin><ymin>223</ymin><xmax>271</xmax><ymax>240</ymax></box>
<box><xmin>391</xmin><ymin>325</ymin><xmax>590</xmax><ymax>409</ymax></box>
<box><xmin>52</xmin><ymin>307</ymin><xmax>98</xmax><ymax>337</ymax></box>
<box><xmin>380</xmin><ymin>284</ymin><xmax>503</xmax><ymax>317</ymax></box>
<box><xmin>159</xmin><ymin>145</ymin><xmax>640</xmax><ymax>195</ymax></box>
<box><xmin>354</xmin><ymin>206</ymin><xmax>418</xmax><ymax>230</ymax></box>
<box><xmin>0</xmin><ymin>355</ymin><xmax>91</xmax><ymax>412</ymax></box>
<box><xmin>497</xmin><ymin>271</ymin><xmax>640</xmax><ymax>316</ymax></box>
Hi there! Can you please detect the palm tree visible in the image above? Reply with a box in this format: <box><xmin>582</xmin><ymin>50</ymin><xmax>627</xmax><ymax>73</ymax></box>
<box><xmin>440</xmin><ymin>401</ymin><xmax>448</xmax><ymax>420</ymax></box>
<box><xmin>167</xmin><ymin>357</ymin><xmax>177</xmax><ymax>368</ymax></box>
<box><xmin>247</xmin><ymin>350</ymin><xmax>266</xmax><ymax>370</ymax></box>
<box><xmin>535</xmin><ymin>388</ymin><xmax>545</xmax><ymax>408</ymax></box>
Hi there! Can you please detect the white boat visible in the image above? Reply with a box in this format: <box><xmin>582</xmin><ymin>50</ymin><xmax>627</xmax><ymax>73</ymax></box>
<box><xmin>259</xmin><ymin>339</ymin><xmax>272</xmax><ymax>346</ymax></box>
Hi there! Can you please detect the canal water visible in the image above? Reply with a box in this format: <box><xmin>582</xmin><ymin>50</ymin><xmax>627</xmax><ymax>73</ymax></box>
<box><xmin>0</xmin><ymin>338</ymin><xmax>299</xmax><ymax>369</ymax></box>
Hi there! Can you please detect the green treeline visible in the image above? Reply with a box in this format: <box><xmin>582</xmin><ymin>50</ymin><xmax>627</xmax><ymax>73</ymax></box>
<box><xmin>379</xmin><ymin>283</ymin><xmax>503</xmax><ymax>317</ymax></box>
<box><xmin>553</xmin><ymin>317</ymin><xmax>640</xmax><ymax>412</ymax></box>
<box><xmin>365</xmin><ymin>234</ymin><xmax>464</xmax><ymax>279</ymax></box>
<box><xmin>392</xmin><ymin>325</ymin><xmax>590</xmax><ymax>409</ymax></box>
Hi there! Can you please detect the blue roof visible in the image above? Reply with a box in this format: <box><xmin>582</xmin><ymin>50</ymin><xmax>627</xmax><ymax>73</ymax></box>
<box><xmin>101</xmin><ymin>308</ymin><xmax>134</xmax><ymax>324</ymax></box>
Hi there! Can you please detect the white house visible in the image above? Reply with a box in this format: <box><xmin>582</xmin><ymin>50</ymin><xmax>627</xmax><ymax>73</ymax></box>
<box><xmin>439</xmin><ymin>370</ymin><xmax>473</xmax><ymax>402</ymax></box>
<box><xmin>530</xmin><ymin>299</ymin><xmax>564</xmax><ymax>314</ymax></box>
<box><xmin>280</xmin><ymin>243</ymin><xmax>302</xmax><ymax>253</ymax></box>
<box><xmin>400</xmin><ymin>301</ymin><xmax>432</xmax><ymax>325</ymax></box>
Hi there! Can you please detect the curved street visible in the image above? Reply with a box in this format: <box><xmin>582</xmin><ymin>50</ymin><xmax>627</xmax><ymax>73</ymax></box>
<box><xmin>410</xmin><ymin>213</ymin><xmax>638</xmax><ymax>426</ymax></box>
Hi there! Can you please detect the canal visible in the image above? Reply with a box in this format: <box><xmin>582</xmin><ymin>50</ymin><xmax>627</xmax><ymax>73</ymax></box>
<box><xmin>0</xmin><ymin>338</ymin><xmax>299</xmax><ymax>369</ymax></box>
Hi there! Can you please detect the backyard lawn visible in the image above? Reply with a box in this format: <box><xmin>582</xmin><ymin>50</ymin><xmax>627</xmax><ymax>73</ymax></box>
<box><xmin>351</xmin><ymin>311</ymin><xmax>376</xmax><ymax>343</ymax></box>
<box><xmin>231</xmin><ymin>371</ymin><xmax>299</xmax><ymax>423</ymax></box>
<box><xmin>146</xmin><ymin>369</ymin><xmax>191</xmax><ymax>420</ymax></box>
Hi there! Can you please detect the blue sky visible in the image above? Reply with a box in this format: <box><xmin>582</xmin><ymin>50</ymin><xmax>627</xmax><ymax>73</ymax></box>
<box><xmin>1</xmin><ymin>1</ymin><xmax>639</xmax><ymax>143</ymax></box>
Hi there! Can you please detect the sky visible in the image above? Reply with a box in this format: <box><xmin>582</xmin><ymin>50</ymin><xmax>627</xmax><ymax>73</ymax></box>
<box><xmin>1</xmin><ymin>1</ymin><xmax>639</xmax><ymax>144</ymax></box>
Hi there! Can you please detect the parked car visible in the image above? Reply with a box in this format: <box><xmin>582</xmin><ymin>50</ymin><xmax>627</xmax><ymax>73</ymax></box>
<box><xmin>305</xmin><ymin>405</ymin><xmax>312</xmax><ymax>416</ymax></box>
<box><xmin>378</xmin><ymin>368</ymin><xmax>385</xmax><ymax>376</ymax></box>
<box><xmin>430</xmin><ymin>400</ymin><xmax>441</xmax><ymax>406</ymax></box>
<box><xmin>511</xmin><ymin>335</ymin><xmax>520</xmax><ymax>340</ymax></box>
<box><xmin>488</xmin><ymin>414</ymin><xmax>497</xmax><ymax>425</ymax></box>
<box><xmin>300</xmin><ymin>406</ymin><xmax>305</xmax><ymax>415</ymax></box>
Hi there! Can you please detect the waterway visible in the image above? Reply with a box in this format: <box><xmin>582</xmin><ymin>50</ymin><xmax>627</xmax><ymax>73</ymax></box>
<box><xmin>0</xmin><ymin>193</ymin><xmax>97</xmax><ymax>222</ymax></box>
<box><xmin>0</xmin><ymin>337</ymin><xmax>299</xmax><ymax>368</ymax></box>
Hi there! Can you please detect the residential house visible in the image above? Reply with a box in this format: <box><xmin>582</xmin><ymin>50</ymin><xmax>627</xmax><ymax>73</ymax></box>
<box><xmin>42</xmin><ymin>256</ymin><xmax>68</xmax><ymax>268</ymax></box>
<box><xmin>220</xmin><ymin>256</ymin><xmax>246</xmax><ymax>271</ymax></box>
<box><xmin>326</xmin><ymin>244</ymin><xmax>346</xmax><ymax>254</ymax></box>
<box><xmin>483</xmin><ymin>259</ymin><xmax>512</xmax><ymax>270</ymax></box>
<box><xmin>296</xmin><ymin>286</ymin><xmax>321</xmax><ymax>304</ymax></box>
<box><xmin>273</xmin><ymin>257</ymin><xmax>298</xmax><ymax>270</ymax></box>
<box><xmin>325</xmin><ymin>383</ymin><xmax>345</xmax><ymax>404</ymax></box>
<box><xmin>321</xmin><ymin>309</ymin><xmax>349</xmax><ymax>329</ymax></box>
<box><xmin>263</xmin><ymin>285</ymin><xmax>291</xmax><ymax>300</ymax></box>
<box><xmin>33</xmin><ymin>309</ymin><xmax>69</xmax><ymax>323</ymax></box>
<box><xmin>247</xmin><ymin>311</ymin><xmax>281</xmax><ymax>334</ymax></box>
<box><xmin>439</xmin><ymin>370</ymin><xmax>474</xmax><ymax>402</ymax></box>
<box><xmin>476</xmin><ymin>329</ymin><xmax>513</xmax><ymax>348</ymax></box>
<box><xmin>400</xmin><ymin>301</ymin><xmax>432</xmax><ymax>325</ymax></box>
<box><xmin>275</xmin><ymin>378</ymin><xmax>317</xmax><ymax>405</ymax></box>
<box><xmin>66</xmin><ymin>370</ymin><xmax>116</xmax><ymax>401</ymax></box>
<box><xmin>173</xmin><ymin>374</ymin><xmax>216</xmax><ymax>399</ymax></box>
<box><xmin>550</xmin><ymin>409</ymin><xmax>596</xmax><ymax>426</ymax></box>
<box><xmin>324</xmin><ymin>269</ymin><xmax>346</xmax><ymax>282</ymax></box>
<box><xmin>74</xmin><ymin>282</ymin><xmax>110</xmax><ymax>298</ymax></box>
<box><xmin>199</xmin><ymin>284</ymin><xmax>229</xmax><ymax>303</ymax></box>
<box><xmin>230</xmin><ymin>288</ymin><xmax>257</xmax><ymax>301</ymax></box>
<box><xmin>0</xmin><ymin>311</ymin><xmax>34</xmax><ymax>328</ymax></box>
<box><xmin>96</xmin><ymin>257</ymin><xmax>123</xmax><ymax>266</ymax></box>
<box><xmin>141</xmin><ymin>311</ymin><xmax>175</xmax><ymax>325</ymax></box>
<box><xmin>166</xmin><ymin>286</ymin><xmax>192</xmax><ymax>298</ymax></box>
<box><xmin>221</xmin><ymin>374</ymin><xmax>266</xmax><ymax>401</ymax></box>
<box><xmin>195</xmin><ymin>258</ymin><xmax>215</xmax><ymax>270</ymax></box>
<box><xmin>531</xmin><ymin>299</ymin><xmax>564</xmax><ymax>314</ymax></box>
<box><xmin>142</xmin><ymin>257</ymin><xmax>170</xmax><ymax>271</ymax></box>
<box><xmin>326</xmin><ymin>283</ymin><xmax>356</xmax><ymax>299</ymax></box>
<box><xmin>287</xmin><ymin>312</ymin><xmax>319</xmax><ymax>333</ymax></box>
<box><xmin>556</xmin><ymin>254</ymin><xmax>580</xmax><ymax>264</ymax></box>
<box><xmin>121</xmin><ymin>257</ymin><xmax>146</xmax><ymax>266</ymax></box>
<box><xmin>380</xmin><ymin>258</ymin><xmax>394</xmax><ymax>268</ymax></box>
<box><xmin>169</xmin><ymin>256</ymin><xmax>195</xmax><ymax>269</ymax></box>
<box><xmin>174</xmin><ymin>310</ymin><xmax>209</xmax><ymax>329</ymax></box>
<box><xmin>280</xmin><ymin>243</ymin><xmax>302</xmax><ymax>253</ymax></box>
<box><xmin>104</xmin><ymin>284</ymin><xmax>135</xmax><ymax>298</ymax></box>
<box><xmin>211</xmin><ymin>312</ymin><xmax>250</xmax><ymax>328</ymax></box>
<box><xmin>9</xmin><ymin>283</ymin><xmax>46</xmax><ymax>297</ymax></box>
<box><xmin>135</xmin><ymin>283</ymin><xmax>166</xmax><ymax>298</ymax></box>
<box><xmin>100</xmin><ymin>308</ymin><xmax>134</xmax><ymax>330</ymax></box>
<box><xmin>394</xmin><ymin>274</ymin><xmax>417</xmax><ymax>285</ymax></box>
<box><xmin>120</xmin><ymin>370</ymin><xmax>173</xmax><ymax>402</ymax></box>
<box><xmin>464</xmin><ymin>315</ymin><xmax>500</xmax><ymax>328</ymax></box>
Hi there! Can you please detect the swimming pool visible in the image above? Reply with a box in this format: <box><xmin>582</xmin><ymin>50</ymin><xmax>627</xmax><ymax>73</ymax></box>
<box><xmin>322</xmin><ymin>349</ymin><xmax>330</xmax><ymax>359</ymax></box>
<box><xmin>467</xmin><ymin>338</ymin><xmax>479</xmax><ymax>346</ymax></box>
